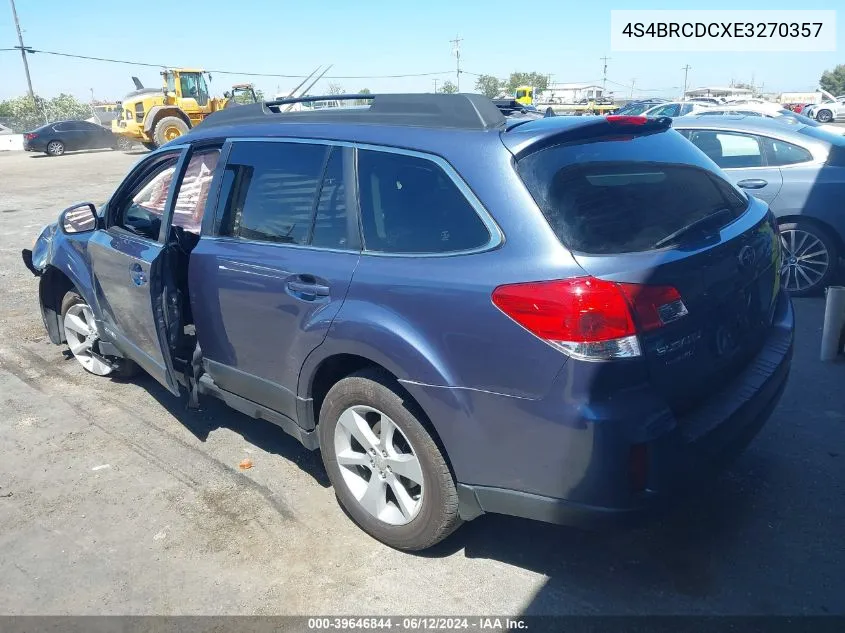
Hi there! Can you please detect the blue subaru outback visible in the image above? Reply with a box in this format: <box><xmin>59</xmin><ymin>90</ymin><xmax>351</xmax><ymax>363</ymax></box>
<box><xmin>22</xmin><ymin>94</ymin><xmax>793</xmax><ymax>550</ymax></box>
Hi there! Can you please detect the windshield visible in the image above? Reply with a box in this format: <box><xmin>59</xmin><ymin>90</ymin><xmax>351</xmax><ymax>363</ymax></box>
<box><xmin>615</xmin><ymin>103</ymin><xmax>652</xmax><ymax>115</ymax></box>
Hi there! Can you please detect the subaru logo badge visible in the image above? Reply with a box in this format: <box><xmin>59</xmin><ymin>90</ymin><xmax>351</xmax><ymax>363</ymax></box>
<box><xmin>738</xmin><ymin>245</ymin><xmax>756</xmax><ymax>268</ymax></box>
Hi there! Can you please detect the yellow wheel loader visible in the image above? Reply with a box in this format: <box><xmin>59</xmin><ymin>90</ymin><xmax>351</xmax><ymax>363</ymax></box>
<box><xmin>112</xmin><ymin>69</ymin><xmax>258</xmax><ymax>149</ymax></box>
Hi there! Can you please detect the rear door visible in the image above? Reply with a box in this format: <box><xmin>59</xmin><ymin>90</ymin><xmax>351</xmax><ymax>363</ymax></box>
<box><xmin>516</xmin><ymin>128</ymin><xmax>782</xmax><ymax>412</ymax></box>
<box><xmin>87</xmin><ymin>148</ymin><xmax>190</xmax><ymax>394</ymax></box>
<box><xmin>679</xmin><ymin>128</ymin><xmax>784</xmax><ymax>204</ymax></box>
<box><xmin>189</xmin><ymin>139</ymin><xmax>360</xmax><ymax>420</ymax></box>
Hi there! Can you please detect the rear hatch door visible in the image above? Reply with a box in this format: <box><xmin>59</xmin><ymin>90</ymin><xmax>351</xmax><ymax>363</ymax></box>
<box><xmin>514</xmin><ymin>123</ymin><xmax>782</xmax><ymax>412</ymax></box>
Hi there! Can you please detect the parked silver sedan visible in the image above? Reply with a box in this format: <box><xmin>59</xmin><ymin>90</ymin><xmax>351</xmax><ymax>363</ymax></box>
<box><xmin>674</xmin><ymin>115</ymin><xmax>845</xmax><ymax>295</ymax></box>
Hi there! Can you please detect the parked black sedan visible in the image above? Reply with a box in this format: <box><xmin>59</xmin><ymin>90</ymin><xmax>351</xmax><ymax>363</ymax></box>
<box><xmin>23</xmin><ymin>120</ymin><xmax>132</xmax><ymax>156</ymax></box>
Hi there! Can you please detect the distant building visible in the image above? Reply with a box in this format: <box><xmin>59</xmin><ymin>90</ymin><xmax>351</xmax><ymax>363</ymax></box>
<box><xmin>684</xmin><ymin>86</ymin><xmax>753</xmax><ymax>99</ymax></box>
<box><xmin>540</xmin><ymin>83</ymin><xmax>605</xmax><ymax>104</ymax></box>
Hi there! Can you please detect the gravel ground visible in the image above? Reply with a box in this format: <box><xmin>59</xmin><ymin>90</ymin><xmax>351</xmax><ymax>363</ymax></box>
<box><xmin>0</xmin><ymin>149</ymin><xmax>843</xmax><ymax>616</ymax></box>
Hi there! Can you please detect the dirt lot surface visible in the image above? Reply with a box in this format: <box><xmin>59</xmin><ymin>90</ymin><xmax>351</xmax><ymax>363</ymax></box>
<box><xmin>0</xmin><ymin>149</ymin><xmax>843</xmax><ymax>616</ymax></box>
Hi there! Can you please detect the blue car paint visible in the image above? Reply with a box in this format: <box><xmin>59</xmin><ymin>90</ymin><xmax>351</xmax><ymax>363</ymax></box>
<box><xmin>25</xmin><ymin>110</ymin><xmax>795</xmax><ymax>527</ymax></box>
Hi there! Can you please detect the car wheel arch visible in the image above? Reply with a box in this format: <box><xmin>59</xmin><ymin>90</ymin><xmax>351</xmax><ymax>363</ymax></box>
<box><xmin>39</xmin><ymin>266</ymin><xmax>75</xmax><ymax>344</ymax></box>
<box><xmin>304</xmin><ymin>352</ymin><xmax>460</xmax><ymax>483</ymax></box>
<box><xmin>777</xmin><ymin>214</ymin><xmax>844</xmax><ymax>255</ymax></box>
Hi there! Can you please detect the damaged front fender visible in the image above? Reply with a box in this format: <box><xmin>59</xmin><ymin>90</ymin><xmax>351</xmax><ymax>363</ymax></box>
<box><xmin>21</xmin><ymin>222</ymin><xmax>58</xmax><ymax>276</ymax></box>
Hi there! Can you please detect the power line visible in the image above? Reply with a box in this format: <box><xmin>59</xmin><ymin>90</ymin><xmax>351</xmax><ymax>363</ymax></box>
<box><xmin>0</xmin><ymin>47</ymin><xmax>455</xmax><ymax>79</ymax></box>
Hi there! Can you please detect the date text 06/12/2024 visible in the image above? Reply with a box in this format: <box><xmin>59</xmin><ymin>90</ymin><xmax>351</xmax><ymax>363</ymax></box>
<box><xmin>307</xmin><ymin>617</ymin><xmax>528</xmax><ymax>631</ymax></box>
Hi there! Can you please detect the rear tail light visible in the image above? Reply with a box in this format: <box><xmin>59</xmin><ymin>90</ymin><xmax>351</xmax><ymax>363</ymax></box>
<box><xmin>24</xmin><ymin>133</ymin><xmax>37</xmax><ymax>140</ymax></box>
<box><xmin>491</xmin><ymin>277</ymin><xmax>688</xmax><ymax>360</ymax></box>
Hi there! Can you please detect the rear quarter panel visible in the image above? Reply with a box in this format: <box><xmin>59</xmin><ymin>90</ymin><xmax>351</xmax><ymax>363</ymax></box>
<box><xmin>775</xmin><ymin>162</ymin><xmax>845</xmax><ymax>242</ymax></box>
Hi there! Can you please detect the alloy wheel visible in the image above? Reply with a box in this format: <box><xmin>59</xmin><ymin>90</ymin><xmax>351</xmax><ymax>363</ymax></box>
<box><xmin>63</xmin><ymin>303</ymin><xmax>113</xmax><ymax>376</ymax></box>
<box><xmin>47</xmin><ymin>141</ymin><xmax>64</xmax><ymax>156</ymax></box>
<box><xmin>333</xmin><ymin>405</ymin><xmax>424</xmax><ymax>526</ymax></box>
<box><xmin>780</xmin><ymin>228</ymin><xmax>830</xmax><ymax>293</ymax></box>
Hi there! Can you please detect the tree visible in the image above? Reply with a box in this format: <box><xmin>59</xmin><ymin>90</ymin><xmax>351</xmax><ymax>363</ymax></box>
<box><xmin>327</xmin><ymin>82</ymin><xmax>345</xmax><ymax>96</ymax></box>
<box><xmin>820</xmin><ymin>64</ymin><xmax>845</xmax><ymax>96</ymax></box>
<box><xmin>355</xmin><ymin>88</ymin><xmax>371</xmax><ymax>105</ymax></box>
<box><xmin>440</xmin><ymin>80</ymin><xmax>458</xmax><ymax>94</ymax></box>
<box><xmin>504</xmin><ymin>72</ymin><xmax>549</xmax><ymax>96</ymax></box>
<box><xmin>474</xmin><ymin>74</ymin><xmax>502</xmax><ymax>98</ymax></box>
<box><xmin>0</xmin><ymin>93</ymin><xmax>93</xmax><ymax>132</ymax></box>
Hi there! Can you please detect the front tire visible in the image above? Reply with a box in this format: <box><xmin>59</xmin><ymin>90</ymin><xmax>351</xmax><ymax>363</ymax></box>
<box><xmin>152</xmin><ymin>116</ymin><xmax>189</xmax><ymax>147</ymax></box>
<box><xmin>60</xmin><ymin>291</ymin><xmax>138</xmax><ymax>378</ymax></box>
<box><xmin>778</xmin><ymin>220</ymin><xmax>839</xmax><ymax>296</ymax></box>
<box><xmin>318</xmin><ymin>369</ymin><xmax>461</xmax><ymax>550</ymax></box>
<box><xmin>46</xmin><ymin>140</ymin><xmax>65</xmax><ymax>156</ymax></box>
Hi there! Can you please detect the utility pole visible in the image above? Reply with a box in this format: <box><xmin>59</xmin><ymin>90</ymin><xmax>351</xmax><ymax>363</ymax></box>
<box><xmin>600</xmin><ymin>56</ymin><xmax>611</xmax><ymax>94</ymax></box>
<box><xmin>450</xmin><ymin>35</ymin><xmax>462</xmax><ymax>91</ymax></box>
<box><xmin>629</xmin><ymin>78</ymin><xmax>636</xmax><ymax>100</ymax></box>
<box><xmin>681</xmin><ymin>65</ymin><xmax>691</xmax><ymax>99</ymax></box>
<box><xmin>9</xmin><ymin>0</ymin><xmax>35</xmax><ymax>98</ymax></box>
<box><xmin>433</xmin><ymin>78</ymin><xmax>439</xmax><ymax>93</ymax></box>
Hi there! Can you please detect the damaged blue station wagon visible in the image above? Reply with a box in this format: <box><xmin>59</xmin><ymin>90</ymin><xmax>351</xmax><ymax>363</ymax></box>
<box><xmin>22</xmin><ymin>94</ymin><xmax>793</xmax><ymax>550</ymax></box>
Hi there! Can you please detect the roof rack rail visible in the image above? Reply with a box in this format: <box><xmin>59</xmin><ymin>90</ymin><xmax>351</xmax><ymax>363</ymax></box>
<box><xmin>198</xmin><ymin>93</ymin><xmax>506</xmax><ymax>131</ymax></box>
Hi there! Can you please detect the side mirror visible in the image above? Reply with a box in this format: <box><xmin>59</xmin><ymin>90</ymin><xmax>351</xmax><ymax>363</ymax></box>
<box><xmin>60</xmin><ymin>203</ymin><xmax>98</xmax><ymax>234</ymax></box>
<box><xmin>224</xmin><ymin>91</ymin><xmax>231</xmax><ymax>98</ymax></box>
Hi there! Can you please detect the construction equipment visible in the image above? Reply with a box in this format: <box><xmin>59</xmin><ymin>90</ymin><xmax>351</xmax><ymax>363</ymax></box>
<box><xmin>112</xmin><ymin>69</ymin><xmax>273</xmax><ymax>149</ymax></box>
<box><xmin>514</xmin><ymin>85</ymin><xmax>534</xmax><ymax>106</ymax></box>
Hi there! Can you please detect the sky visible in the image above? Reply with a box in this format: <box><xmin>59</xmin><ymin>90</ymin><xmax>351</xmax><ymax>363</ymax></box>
<box><xmin>0</xmin><ymin>0</ymin><xmax>842</xmax><ymax>102</ymax></box>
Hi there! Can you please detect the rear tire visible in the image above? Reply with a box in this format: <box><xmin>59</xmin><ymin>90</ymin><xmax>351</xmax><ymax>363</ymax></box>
<box><xmin>60</xmin><ymin>291</ymin><xmax>139</xmax><ymax>378</ymax></box>
<box><xmin>152</xmin><ymin>116</ymin><xmax>189</xmax><ymax>147</ymax></box>
<box><xmin>114</xmin><ymin>136</ymin><xmax>134</xmax><ymax>151</ymax></box>
<box><xmin>46</xmin><ymin>140</ymin><xmax>65</xmax><ymax>156</ymax></box>
<box><xmin>778</xmin><ymin>220</ymin><xmax>839</xmax><ymax>296</ymax></box>
<box><xmin>816</xmin><ymin>109</ymin><xmax>834</xmax><ymax>123</ymax></box>
<box><xmin>318</xmin><ymin>369</ymin><xmax>461</xmax><ymax>550</ymax></box>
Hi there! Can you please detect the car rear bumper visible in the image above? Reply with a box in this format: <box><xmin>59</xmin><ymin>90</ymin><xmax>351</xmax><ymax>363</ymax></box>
<box><xmin>449</xmin><ymin>291</ymin><xmax>793</xmax><ymax>527</ymax></box>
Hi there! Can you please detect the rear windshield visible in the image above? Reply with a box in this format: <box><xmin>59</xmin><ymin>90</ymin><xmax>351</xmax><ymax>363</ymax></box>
<box><xmin>516</xmin><ymin>130</ymin><xmax>749</xmax><ymax>254</ymax></box>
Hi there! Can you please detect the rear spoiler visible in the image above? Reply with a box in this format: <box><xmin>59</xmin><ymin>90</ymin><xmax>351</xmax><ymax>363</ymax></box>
<box><xmin>503</xmin><ymin>115</ymin><xmax>674</xmax><ymax>159</ymax></box>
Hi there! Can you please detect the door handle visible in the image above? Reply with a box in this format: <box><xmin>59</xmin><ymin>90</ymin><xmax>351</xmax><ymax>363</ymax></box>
<box><xmin>130</xmin><ymin>262</ymin><xmax>147</xmax><ymax>286</ymax></box>
<box><xmin>737</xmin><ymin>179</ymin><xmax>768</xmax><ymax>189</ymax></box>
<box><xmin>286</xmin><ymin>280</ymin><xmax>330</xmax><ymax>298</ymax></box>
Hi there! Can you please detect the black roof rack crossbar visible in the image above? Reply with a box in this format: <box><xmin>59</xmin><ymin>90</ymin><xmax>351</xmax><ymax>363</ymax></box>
<box><xmin>198</xmin><ymin>93</ymin><xmax>506</xmax><ymax>131</ymax></box>
<box><xmin>264</xmin><ymin>93</ymin><xmax>371</xmax><ymax>107</ymax></box>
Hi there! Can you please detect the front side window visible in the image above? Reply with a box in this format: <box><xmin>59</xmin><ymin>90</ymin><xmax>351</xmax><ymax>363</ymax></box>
<box><xmin>218</xmin><ymin>141</ymin><xmax>328</xmax><ymax>245</ymax></box>
<box><xmin>357</xmin><ymin>150</ymin><xmax>490</xmax><ymax>254</ymax></box>
<box><xmin>310</xmin><ymin>147</ymin><xmax>350</xmax><ymax>249</ymax></box>
<box><xmin>114</xmin><ymin>156</ymin><xmax>179</xmax><ymax>240</ymax></box>
<box><xmin>687</xmin><ymin>131</ymin><xmax>764</xmax><ymax>169</ymax></box>
<box><xmin>172</xmin><ymin>150</ymin><xmax>220</xmax><ymax>233</ymax></box>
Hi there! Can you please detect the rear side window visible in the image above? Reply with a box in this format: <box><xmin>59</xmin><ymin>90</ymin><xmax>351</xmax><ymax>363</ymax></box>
<box><xmin>218</xmin><ymin>141</ymin><xmax>328</xmax><ymax>245</ymax></box>
<box><xmin>765</xmin><ymin>138</ymin><xmax>813</xmax><ymax>166</ymax></box>
<box><xmin>516</xmin><ymin>131</ymin><xmax>748</xmax><ymax>254</ymax></box>
<box><xmin>357</xmin><ymin>150</ymin><xmax>490</xmax><ymax>254</ymax></box>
